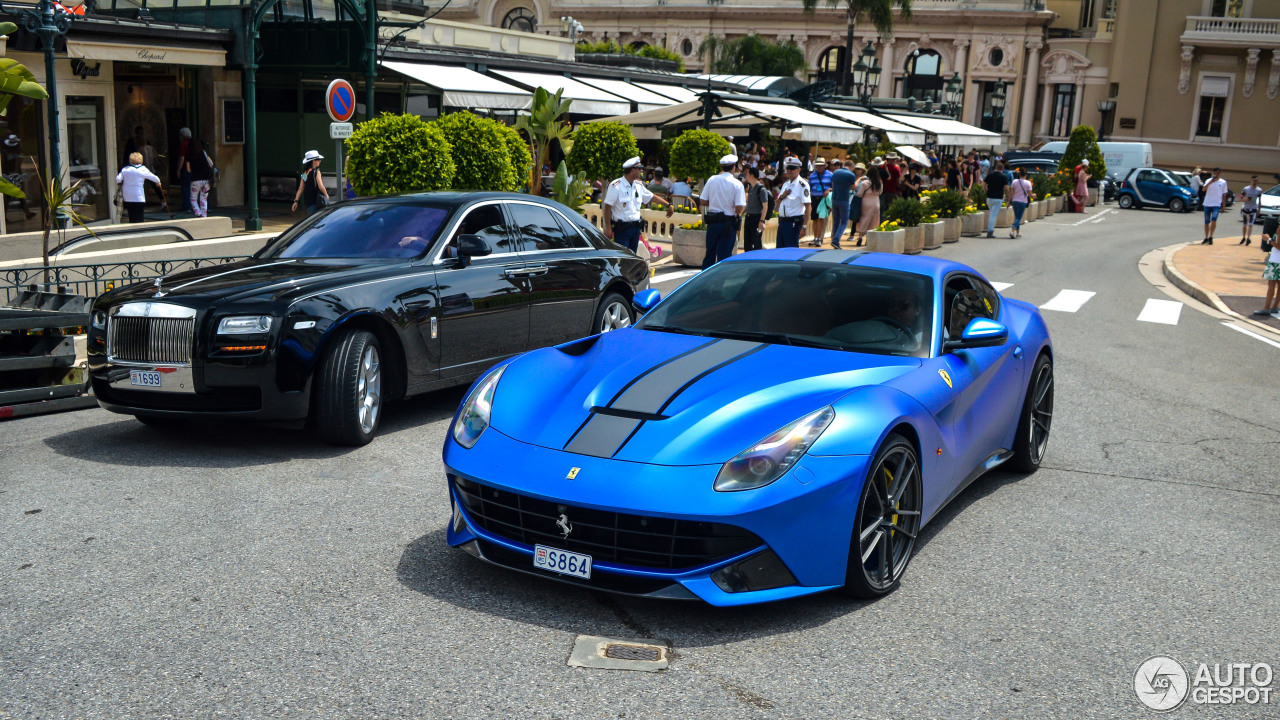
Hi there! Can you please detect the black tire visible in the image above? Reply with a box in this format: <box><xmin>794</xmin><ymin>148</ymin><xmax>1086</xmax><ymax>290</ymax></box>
<box><xmin>313</xmin><ymin>329</ymin><xmax>382</xmax><ymax>446</ymax></box>
<box><xmin>843</xmin><ymin>433</ymin><xmax>922</xmax><ymax>599</ymax></box>
<box><xmin>1168</xmin><ymin>197</ymin><xmax>1186</xmax><ymax>213</ymax></box>
<box><xmin>593</xmin><ymin>291</ymin><xmax>634</xmax><ymax>334</ymax></box>
<box><xmin>1117</xmin><ymin>194</ymin><xmax>1134</xmax><ymax>209</ymax></box>
<box><xmin>1010</xmin><ymin>354</ymin><xmax>1054</xmax><ymax>473</ymax></box>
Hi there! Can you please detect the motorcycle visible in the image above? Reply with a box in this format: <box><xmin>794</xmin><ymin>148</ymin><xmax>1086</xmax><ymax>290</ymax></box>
<box><xmin>1101</xmin><ymin>173</ymin><xmax>1120</xmax><ymax>204</ymax></box>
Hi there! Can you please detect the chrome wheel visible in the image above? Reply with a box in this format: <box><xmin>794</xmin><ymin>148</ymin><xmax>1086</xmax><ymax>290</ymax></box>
<box><xmin>1028</xmin><ymin>361</ymin><xmax>1053</xmax><ymax>465</ymax></box>
<box><xmin>856</xmin><ymin>442</ymin><xmax>922</xmax><ymax>593</ymax></box>
<box><xmin>599</xmin><ymin>300</ymin><xmax>632</xmax><ymax>333</ymax></box>
<box><xmin>357</xmin><ymin>344</ymin><xmax>381</xmax><ymax>435</ymax></box>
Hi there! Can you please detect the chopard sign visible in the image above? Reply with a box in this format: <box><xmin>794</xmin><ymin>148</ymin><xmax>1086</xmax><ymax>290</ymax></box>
<box><xmin>136</xmin><ymin>49</ymin><xmax>168</xmax><ymax>62</ymax></box>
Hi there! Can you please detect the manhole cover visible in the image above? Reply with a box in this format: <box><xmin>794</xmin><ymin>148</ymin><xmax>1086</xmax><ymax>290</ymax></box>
<box><xmin>604</xmin><ymin>643</ymin><xmax>661</xmax><ymax>662</ymax></box>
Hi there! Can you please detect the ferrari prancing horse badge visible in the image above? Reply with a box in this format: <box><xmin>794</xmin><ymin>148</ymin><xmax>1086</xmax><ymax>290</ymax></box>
<box><xmin>938</xmin><ymin>369</ymin><xmax>953</xmax><ymax>388</ymax></box>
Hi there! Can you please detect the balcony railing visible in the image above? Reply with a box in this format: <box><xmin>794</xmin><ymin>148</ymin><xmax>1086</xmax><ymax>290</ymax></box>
<box><xmin>1182</xmin><ymin>16</ymin><xmax>1280</xmax><ymax>46</ymax></box>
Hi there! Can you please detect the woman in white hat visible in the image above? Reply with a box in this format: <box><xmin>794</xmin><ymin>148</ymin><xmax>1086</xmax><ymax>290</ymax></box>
<box><xmin>292</xmin><ymin>150</ymin><xmax>330</xmax><ymax>216</ymax></box>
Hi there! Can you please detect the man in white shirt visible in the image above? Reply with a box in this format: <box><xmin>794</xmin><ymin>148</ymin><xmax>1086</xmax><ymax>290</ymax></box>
<box><xmin>603</xmin><ymin>156</ymin><xmax>673</xmax><ymax>252</ymax></box>
<box><xmin>775</xmin><ymin>157</ymin><xmax>811</xmax><ymax>248</ymax></box>
<box><xmin>1200</xmin><ymin>167</ymin><xmax>1229</xmax><ymax>245</ymax></box>
<box><xmin>699</xmin><ymin>154</ymin><xmax>747</xmax><ymax>268</ymax></box>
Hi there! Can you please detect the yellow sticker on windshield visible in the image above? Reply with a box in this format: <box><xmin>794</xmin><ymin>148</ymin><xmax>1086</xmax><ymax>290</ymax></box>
<box><xmin>938</xmin><ymin>369</ymin><xmax>953</xmax><ymax>388</ymax></box>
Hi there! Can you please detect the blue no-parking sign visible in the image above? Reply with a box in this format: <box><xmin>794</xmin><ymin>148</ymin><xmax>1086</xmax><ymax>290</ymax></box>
<box><xmin>325</xmin><ymin>79</ymin><xmax>356</xmax><ymax>123</ymax></box>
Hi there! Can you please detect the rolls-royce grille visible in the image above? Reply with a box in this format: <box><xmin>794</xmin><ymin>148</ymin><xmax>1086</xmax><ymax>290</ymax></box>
<box><xmin>108</xmin><ymin>315</ymin><xmax>195</xmax><ymax>365</ymax></box>
<box><xmin>452</xmin><ymin>476</ymin><xmax>763</xmax><ymax>570</ymax></box>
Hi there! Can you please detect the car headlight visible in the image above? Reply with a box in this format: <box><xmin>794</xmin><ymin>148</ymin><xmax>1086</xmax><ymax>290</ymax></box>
<box><xmin>714</xmin><ymin>407</ymin><xmax>835</xmax><ymax>492</ymax></box>
<box><xmin>91</xmin><ymin>310</ymin><xmax>106</xmax><ymax>330</ymax></box>
<box><xmin>452</xmin><ymin>365</ymin><xmax>506</xmax><ymax>449</ymax></box>
<box><xmin>217</xmin><ymin>315</ymin><xmax>273</xmax><ymax>335</ymax></box>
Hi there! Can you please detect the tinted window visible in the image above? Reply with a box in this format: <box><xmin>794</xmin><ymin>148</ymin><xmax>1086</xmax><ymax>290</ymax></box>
<box><xmin>1137</xmin><ymin>170</ymin><xmax>1159</xmax><ymax>183</ymax></box>
<box><xmin>553</xmin><ymin>210</ymin><xmax>592</xmax><ymax>249</ymax></box>
<box><xmin>636</xmin><ymin>261</ymin><xmax>933</xmax><ymax>357</ymax></box>
<box><xmin>456</xmin><ymin>204</ymin><xmax>517</xmax><ymax>255</ymax></box>
<box><xmin>944</xmin><ymin>276</ymin><xmax>997</xmax><ymax>339</ymax></box>
<box><xmin>508</xmin><ymin>203</ymin><xmax>586</xmax><ymax>251</ymax></box>
<box><xmin>261</xmin><ymin>203</ymin><xmax>450</xmax><ymax>259</ymax></box>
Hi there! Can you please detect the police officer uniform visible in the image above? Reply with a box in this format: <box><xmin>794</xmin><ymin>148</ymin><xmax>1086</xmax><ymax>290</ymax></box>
<box><xmin>776</xmin><ymin>158</ymin><xmax>811</xmax><ymax>249</ymax></box>
<box><xmin>602</xmin><ymin>156</ymin><xmax>651</xmax><ymax>252</ymax></box>
<box><xmin>699</xmin><ymin>155</ymin><xmax>747</xmax><ymax>269</ymax></box>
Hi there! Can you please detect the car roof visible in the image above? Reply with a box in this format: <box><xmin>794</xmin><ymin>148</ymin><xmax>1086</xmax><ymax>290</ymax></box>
<box><xmin>335</xmin><ymin>191</ymin><xmax>563</xmax><ymax>211</ymax></box>
<box><xmin>721</xmin><ymin>248</ymin><xmax>981</xmax><ymax>284</ymax></box>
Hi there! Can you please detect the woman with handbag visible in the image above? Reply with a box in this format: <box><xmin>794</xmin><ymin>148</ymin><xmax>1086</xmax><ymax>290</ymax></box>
<box><xmin>292</xmin><ymin>150</ymin><xmax>330</xmax><ymax>216</ymax></box>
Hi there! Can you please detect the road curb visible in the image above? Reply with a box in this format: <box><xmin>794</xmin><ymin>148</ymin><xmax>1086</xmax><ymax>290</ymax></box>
<box><xmin>1162</xmin><ymin>244</ymin><xmax>1280</xmax><ymax>338</ymax></box>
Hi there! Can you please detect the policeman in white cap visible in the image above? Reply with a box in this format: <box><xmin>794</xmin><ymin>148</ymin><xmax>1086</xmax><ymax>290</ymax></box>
<box><xmin>775</xmin><ymin>156</ymin><xmax>810</xmax><ymax>248</ymax></box>
<box><xmin>603</xmin><ymin>156</ymin><xmax>673</xmax><ymax>252</ymax></box>
<box><xmin>698</xmin><ymin>153</ymin><xmax>747</xmax><ymax>268</ymax></box>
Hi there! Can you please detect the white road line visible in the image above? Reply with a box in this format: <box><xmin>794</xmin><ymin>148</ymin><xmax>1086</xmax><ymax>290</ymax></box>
<box><xmin>991</xmin><ymin>282</ymin><xmax>1014</xmax><ymax>292</ymax></box>
<box><xmin>1039</xmin><ymin>289</ymin><xmax>1096</xmax><ymax>313</ymax></box>
<box><xmin>1072</xmin><ymin>208</ymin><xmax>1115</xmax><ymax>226</ymax></box>
<box><xmin>1137</xmin><ymin>299</ymin><xmax>1183</xmax><ymax>325</ymax></box>
<box><xmin>1222</xmin><ymin>322</ymin><xmax>1280</xmax><ymax>349</ymax></box>
<box><xmin>653</xmin><ymin>269</ymin><xmax>700</xmax><ymax>284</ymax></box>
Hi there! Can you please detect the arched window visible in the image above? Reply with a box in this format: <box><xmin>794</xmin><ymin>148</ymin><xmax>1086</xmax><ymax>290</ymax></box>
<box><xmin>501</xmin><ymin>7</ymin><xmax>537</xmax><ymax>33</ymax></box>
<box><xmin>815</xmin><ymin>46</ymin><xmax>844</xmax><ymax>84</ymax></box>
<box><xmin>902</xmin><ymin>49</ymin><xmax>943</xmax><ymax>103</ymax></box>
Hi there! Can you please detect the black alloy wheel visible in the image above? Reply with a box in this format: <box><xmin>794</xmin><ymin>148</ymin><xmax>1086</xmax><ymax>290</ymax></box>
<box><xmin>1011</xmin><ymin>354</ymin><xmax>1054</xmax><ymax>472</ymax></box>
<box><xmin>594</xmin><ymin>291</ymin><xmax>634</xmax><ymax>334</ymax></box>
<box><xmin>843</xmin><ymin>434</ymin><xmax>923</xmax><ymax>598</ymax></box>
<box><xmin>314</xmin><ymin>329</ymin><xmax>383</xmax><ymax>446</ymax></box>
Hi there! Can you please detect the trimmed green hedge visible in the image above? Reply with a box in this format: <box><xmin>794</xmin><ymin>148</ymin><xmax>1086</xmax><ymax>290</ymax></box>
<box><xmin>432</xmin><ymin>111</ymin><xmax>522</xmax><ymax>191</ymax></box>
<box><xmin>345</xmin><ymin>113</ymin><xmax>455</xmax><ymax>196</ymax></box>
<box><xmin>566</xmin><ymin>121</ymin><xmax>640</xmax><ymax>183</ymax></box>
<box><xmin>668</xmin><ymin>129</ymin><xmax>732</xmax><ymax>184</ymax></box>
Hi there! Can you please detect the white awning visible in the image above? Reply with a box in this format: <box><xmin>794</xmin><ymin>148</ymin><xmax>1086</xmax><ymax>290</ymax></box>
<box><xmin>490</xmin><ymin>70</ymin><xmax>630</xmax><ymax>116</ymax></box>
<box><xmin>729</xmin><ymin>100</ymin><xmax>864</xmax><ymax>144</ymax></box>
<box><xmin>589</xmin><ymin>95</ymin><xmax>866</xmax><ymax>144</ymax></box>
<box><xmin>883</xmin><ymin>113</ymin><xmax>1003</xmax><ymax>147</ymax></box>
<box><xmin>574</xmin><ymin>78</ymin><xmax>677</xmax><ymax>112</ymax></box>
<box><xmin>382</xmin><ymin>61</ymin><xmax>531</xmax><ymax>110</ymax></box>
<box><xmin>820</xmin><ymin>108</ymin><xmax>927</xmax><ymax>145</ymax></box>
<box><xmin>66</xmin><ymin>39</ymin><xmax>225</xmax><ymax>67</ymax></box>
<box><xmin>633</xmin><ymin>82</ymin><xmax>700</xmax><ymax>103</ymax></box>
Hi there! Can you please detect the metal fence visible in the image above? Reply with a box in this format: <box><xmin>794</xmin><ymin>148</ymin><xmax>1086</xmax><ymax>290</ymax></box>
<box><xmin>2</xmin><ymin>256</ymin><xmax>251</xmax><ymax>303</ymax></box>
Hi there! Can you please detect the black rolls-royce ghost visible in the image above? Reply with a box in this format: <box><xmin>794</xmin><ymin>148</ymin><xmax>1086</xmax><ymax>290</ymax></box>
<box><xmin>87</xmin><ymin>192</ymin><xmax>650</xmax><ymax>445</ymax></box>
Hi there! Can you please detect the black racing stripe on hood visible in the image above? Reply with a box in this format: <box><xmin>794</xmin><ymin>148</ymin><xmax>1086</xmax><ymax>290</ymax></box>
<box><xmin>602</xmin><ymin>338</ymin><xmax>718</xmax><ymax>409</ymax></box>
<box><xmin>563</xmin><ymin>414</ymin><xmax>642</xmax><ymax>459</ymax></box>
<box><xmin>610</xmin><ymin>339</ymin><xmax>761</xmax><ymax>415</ymax></box>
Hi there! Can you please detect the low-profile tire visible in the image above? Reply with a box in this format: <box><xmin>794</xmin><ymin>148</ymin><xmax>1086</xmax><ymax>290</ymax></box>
<box><xmin>843</xmin><ymin>433</ymin><xmax>923</xmax><ymax>599</ymax></box>
<box><xmin>1010</xmin><ymin>353</ymin><xmax>1054</xmax><ymax>473</ymax></box>
<box><xmin>313</xmin><ymin>329</ymin><xmax>382</xmax><ymax>446</ymax></box>
<box><xmin>594</xmin><ymin>291</ymin><xmax>634</xmax><ymax>334</ymax></box>
<box><xmin>1168</xmin><ymin>197</ymin><xmax>1186</xmax><ymax>214</ymax></box>
<box><xmin>1117</xmin><ymin>194</ymin><xmax>1134</xmax><ymax>209</ymax></box>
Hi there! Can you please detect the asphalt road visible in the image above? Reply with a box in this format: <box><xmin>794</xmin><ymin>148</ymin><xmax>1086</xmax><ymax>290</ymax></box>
<box><xmin>3</xmin><ymin>205</ymin><xmax>1278</xmax><ymax>719</ymax></box>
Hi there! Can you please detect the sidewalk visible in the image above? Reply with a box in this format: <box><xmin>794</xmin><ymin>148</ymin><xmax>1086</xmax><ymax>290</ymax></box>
<box><xmin>1165</xmin><ymin>235</ymin><xmax>1279</xmax><ymax>332</ymax></box>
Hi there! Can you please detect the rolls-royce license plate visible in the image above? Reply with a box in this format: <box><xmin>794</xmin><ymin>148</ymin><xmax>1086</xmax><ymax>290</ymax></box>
<box><xmin>129</xmin><ymin>370</ymin><xmax>163</xmax><ymax>388</ymax></box>
<box><xmin>533</xmin><ymin>545</ymin><xmax>592</xmax><ymax>579</ymax></box>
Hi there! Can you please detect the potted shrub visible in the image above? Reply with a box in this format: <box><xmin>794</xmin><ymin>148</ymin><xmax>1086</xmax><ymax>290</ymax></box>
<box><xmin>922</xmin><ymin>213</ymin><xmax>944</xmax><ymax>250</ymax></box>
<box><xmin>672</xmin><ymin>218</ymin><xmax>707</xmax><ymax>266</ymax></box>
<box><xmin>865</xmin><ymin>219</ymin><xmax>905</xmax><ymax>254</ymax></box>
<box><xmin>886</xmin><ymin>196</ymin><xmax>926</xmax><ymax>254</ymax></box>
<box><xmin>994</xmin><ymin>201</ymin><xmax>1013</xmax><ymax>228</ymax></box>
<box><xmin>924</xmin><ymin>189</ymin><xmax>966</xmax><ymax>243</ymax></box>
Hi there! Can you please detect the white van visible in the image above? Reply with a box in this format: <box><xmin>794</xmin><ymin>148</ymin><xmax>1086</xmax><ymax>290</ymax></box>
<box><xmin>1037</xmin><ymin>141</ymin><xmax>1154</xmax><ymax>181</ymax></box>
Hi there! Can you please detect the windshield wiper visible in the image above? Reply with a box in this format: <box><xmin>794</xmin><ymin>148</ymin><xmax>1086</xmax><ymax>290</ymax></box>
<box><xmin>638</xmin><ymin>324</ymin><xmax>705</xmax><ymax>336</ymax></box>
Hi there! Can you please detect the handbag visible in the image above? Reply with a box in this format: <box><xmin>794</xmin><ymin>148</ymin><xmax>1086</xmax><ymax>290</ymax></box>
<box><xmin>1262</xmin><ymin>237</ymin><xmax>1273</xmax><ymax>253</ymax></box>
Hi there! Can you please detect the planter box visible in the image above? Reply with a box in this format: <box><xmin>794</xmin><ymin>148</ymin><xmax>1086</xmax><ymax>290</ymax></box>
<box><xmin>922</xmin><ymin>221</ymin><xmax>945</xmax><ymax>250</ymax></box>
<box><xmin>865</xmin><ymin>228</ymin><xmax>905</xmax><ymax>254</ymax></box>
<box><xmin>961</xmin><ymin>212</ymin><xmax>986</xmax><ymax>236</ymax></box>
<box><xmin>995</xmin><ymin>206</ymin><xmax>1014</xmax><ymax>228</ymax></box>
<box><xmin>671</xmin><ymin>227</ymin><xmax>707</xmax><ymax>266</ymax></box>
<box><xmin>1088</xmin><ymin>187</ymin><xmax>1099</xmax><ymax>206</ymax></box>
<box><xmin>902</xmin><ymin>225</ymin><xmax>925</xmax><ymax>254</ymax></box>
<box><xmin>942</xmin><ymin>216</ymin><xmax>962</xmax><ymax>243</ymax></box>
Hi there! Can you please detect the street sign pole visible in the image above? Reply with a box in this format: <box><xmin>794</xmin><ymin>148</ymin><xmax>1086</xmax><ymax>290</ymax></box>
<box><xmin>328</xmin><ymin>121</ymin><xmax>354</xmax><ymax>203</ymax></box>
<box><xmin>325</xmin><ymin>79</ymin><xmax>357</xmax><ymax>204</ymax></box>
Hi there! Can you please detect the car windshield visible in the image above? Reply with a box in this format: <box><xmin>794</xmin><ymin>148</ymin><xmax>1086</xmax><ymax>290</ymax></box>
<box><xmin>636</xmin><ymin>260</ymin><xmax>934</xmax><ymax>357</ymax></box>
<box><xmin>1264</xmin><ymin>184</ymin><xmax>1280</xmax><ymax>197</ymax></box>
<box><xmin>260</xmin><ymin>202</ymin><xmax>451</xmax><ymax>260</ymax></box>
<box><xmin>1169</xmin><ymin>173</ymin><xmax>1191</xmax><ymax>186</ymax></box>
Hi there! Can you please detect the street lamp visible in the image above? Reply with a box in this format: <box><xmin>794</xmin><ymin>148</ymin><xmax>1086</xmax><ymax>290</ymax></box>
<box><xmin>990</xmin><ymin>81</ymin><xmax>1007</xmax><ymax>133</ymax></box>
<box><xmin>943</xmin><ymin>72</ymin><xmax>965</xmax><ymax>119</ymax></box>
<box><xmin>1096</xmin><ymin>99</ymin><xmax>1116</xmax><ymax>141</ymax></box>
<box><xmin>1</xmin><ymin>0</ymin><xmax>73</xmax><ymax>180</ymax></box>
<box><xmin>851</xmin><ymin>41</ymin><xmax>879</xmax><ymax>106</ymax></box>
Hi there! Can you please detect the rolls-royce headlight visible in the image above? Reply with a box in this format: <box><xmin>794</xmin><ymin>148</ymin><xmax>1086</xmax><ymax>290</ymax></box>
<box><xmin>91</xmin><ymin>310</ymin><xmax>107</xmax><ymax>330</ymax></box>
<box><xmin>714</xmin><ymin>407</ymin><xmax>835</xmax><ymax>492</ymax></box>
<box><xmin>452</xmin><ymin>365</ymin><xmax>506</xmax><ymax>449</ymax></box>
<box><xmin>217</xmin><ymin>315</ymin><xmax>273</xmax><ymax>335</ymax></box>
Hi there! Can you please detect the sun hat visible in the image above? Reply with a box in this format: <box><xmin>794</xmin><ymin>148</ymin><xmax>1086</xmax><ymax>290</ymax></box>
<box><xmin>3</xmin><ymin>134</ymin><xmax>19</xmax><ymax>147</ymax></box>
<box><xmin>179</xmin><ymin>127</ymin><xmax>192</xmax><ymax>139</ymax></box>
<box><xmin>814</xmin><ymin>156</ymin><xmax>826</xmax><ymax>165</ymax></box>
<box><xmin>853</xmin><ymin>162</ymin><xmax>867</xmax><ymax>171</ymax></box>
<box><xmin>302</xmin><ymin>150</ymin><xmax>324</xmax><ymax>164</ymax></box>
<box><xmin>871</xmin><ymin>156</ymin><xmax>884</xmax><ymax>166</ymax></box>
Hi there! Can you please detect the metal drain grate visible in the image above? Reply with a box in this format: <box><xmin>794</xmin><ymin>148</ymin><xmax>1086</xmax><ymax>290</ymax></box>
<box><xmin>604</xmin><ymin>643</ymin><xmax>661</xmax><ymax>662</ymax></box>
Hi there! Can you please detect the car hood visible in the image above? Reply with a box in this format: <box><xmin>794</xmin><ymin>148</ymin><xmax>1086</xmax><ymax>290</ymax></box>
<box><xmin>490</xmin><ymin>328</ymin><xmax>921</xmax><ymax>466</ymax></box>
<box><xmin>103</xmin><ymin>258</ymin><xmax>391</xmax><ymax>305</ymax></box>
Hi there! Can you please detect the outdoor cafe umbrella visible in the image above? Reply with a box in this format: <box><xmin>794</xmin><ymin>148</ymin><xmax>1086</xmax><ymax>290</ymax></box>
<box><xmin>895</xmin><ymin>145</ymin><xmax>931</xmax><ymax>166</ymax></box>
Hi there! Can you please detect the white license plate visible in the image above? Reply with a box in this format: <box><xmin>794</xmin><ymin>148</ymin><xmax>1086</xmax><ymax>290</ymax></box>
<box><xmin>129</xmin><ymin>370</ymin><xmax>163</xmax><ymax>388</ymax></box>
<box><xmin>533</xmin><ymin>545</ymin><xmax>592</xmax><ymax>579</ymax></box>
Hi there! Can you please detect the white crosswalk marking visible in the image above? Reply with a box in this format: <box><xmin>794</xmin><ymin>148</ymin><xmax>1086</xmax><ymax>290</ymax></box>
<box><xmin>653</xmin><ymin>269</ymin><xmax>700</xmax><ymax>284</ymax></box>
<box><xmin>991</xmin><ymin>282</ymin><xmax>1014</xmax><ymax>292</ymax></box>
<box><xmin>1039</xmin><ymin>289</ymin><xmax>1096</xmax><ymax>313</ymax></box>
<box><xmin>1137</xmin><ymin>299</ymin><xmax>1183</xmax><ymax>325</ymax></box>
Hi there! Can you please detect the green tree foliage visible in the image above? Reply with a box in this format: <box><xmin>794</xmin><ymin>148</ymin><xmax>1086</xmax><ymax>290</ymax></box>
<box><xmin>552</xmin><ymin>160</ymin><xmax>590</xmax><ymax>211</ymax></box>
<box><xmin>514</xmin><ymin>87</ymin><xmax>573</xmax><ymax>195</ymax></box>
<box><xmin>799</xmin><ymin>1</ymin><xmax>913</xmax><ymax>94</ymax></box>
<box><xmin>575</xmin><ymin>41</ymin><xmax>685</xmax><ymax>71</ymax></box>
<box><xmin>925</xmin><ymin>189</ymin><xmax>968</xmax><ymax>218</ymax></box>
<box><xmin>0</xmin><ymin>22</ymin><xmax>48</xmax><ymax>200</ymax></box>
<box><xmin>496</xmin><ymin>120</ymin><xmax>533</xmax><ymax>192</ymax></box>
<box><xmin>698</xmin><ymin>34</ymin><xmax>806</xmax><ymax>77</ymax></box>
<box><xmin>667</xmin><ymin>129</ymin><xmax>733</xmax><ymax>184</ymax></box>
<box><xmin>433</xmin><ymin>111</ymin><xmax>524</xmax><ymax>191</ymax></box>
<box><xmin>1057</xmin><ymin>124</ymin><xmax>1107</xmax><ymax>179</ymax></box>
<box><xmin>566</xmin><ymin>121</ymin><xmax>640</xmax><ymax>184</ymax></box>
<box><xmin>345</xmin><ymin>113</ymin><xmax>455</xmax><ymax>196</ymax></box>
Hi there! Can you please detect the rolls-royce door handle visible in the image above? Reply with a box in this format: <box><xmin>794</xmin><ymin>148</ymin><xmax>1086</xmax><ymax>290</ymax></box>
<box><xmin>504</xmin><ymin>266</ymin><xmax>550</xmax><ymax>278</ymax></box>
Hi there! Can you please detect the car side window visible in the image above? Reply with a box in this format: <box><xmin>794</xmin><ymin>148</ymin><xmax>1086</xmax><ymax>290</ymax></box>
<box><xmin>507</xmin><ymin>203</ymin><xmax>586</xmax><ymax>251</ymax></box>
<box><xmin>944</xmin><ymin>276</ymin><xmax>978</xmax><ymax>339</ymax></box>
<box><xmin>552</xmin><ymin>210</ymin><xmax>592</xmax><ymax>249</ymax></box>
<box><xmin>971</xmin><ymin>277</ymin><xmax>1001</xmax><ymax>320</ymax></box>
<box><xmin>1137</xmin><ymin>170</ymin><xmax>1158</xmax><ymax>183</ymax></box>
<box><xmin>456</xmin><ymin>204</ymin><xmax>516</xmax><ymax>255</ymax></box>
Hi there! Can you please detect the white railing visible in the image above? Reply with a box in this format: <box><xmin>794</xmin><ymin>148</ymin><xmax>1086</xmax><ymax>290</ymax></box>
<box><xmin>1183</xmin><ymin>16</ymin><xmax>1280</xmax><ymax>42</ymax></box>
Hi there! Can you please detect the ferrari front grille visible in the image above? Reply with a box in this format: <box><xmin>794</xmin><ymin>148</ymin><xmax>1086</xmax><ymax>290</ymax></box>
<box><xmin>452</xmin><ymin>476</ymin><xmax>763</xmax><ymax>570</ymax></box>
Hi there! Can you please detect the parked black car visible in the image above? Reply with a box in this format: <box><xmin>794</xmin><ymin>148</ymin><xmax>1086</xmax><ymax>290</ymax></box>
<box><xmin>87</xmin><ymin>193</ymin><xmax>650</xmax><ymax>445</ymax></box>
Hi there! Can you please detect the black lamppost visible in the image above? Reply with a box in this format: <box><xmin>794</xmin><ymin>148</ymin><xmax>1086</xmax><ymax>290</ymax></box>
<box><xmin>850</xmin><ymin>41</ymin><xmax>880</xmax><ymax>107</ymax></box>
<box><xmin>943</xmin><ymin>72</ymin><xmax>964</xmax><ymax>119</ymax></box>
<box><xmin>3</xmin><ymin>1</ymin><xmax>73</xmax><ymax>178</ymax></box>
<box><xmin>990</xmin><ymin>81</ymin><xmax>1008</xmax><ymax>133</ymax></box>
<box><xmin>1096</xmin><ymin>99</ymin><xmax>1116</xmax><ymax>141</ymax></box>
